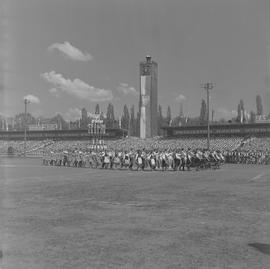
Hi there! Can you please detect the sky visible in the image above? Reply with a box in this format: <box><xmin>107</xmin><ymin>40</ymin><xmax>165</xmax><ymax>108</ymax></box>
<box><xmin>1</xmin><ymin>0</ymin><xmax>270</xmax><ymax>121</ymax></box>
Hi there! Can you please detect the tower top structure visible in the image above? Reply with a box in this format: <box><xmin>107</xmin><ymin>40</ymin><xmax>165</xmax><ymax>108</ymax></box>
<box><xmin>146</xmin><ymin>55</ymin><xmax>151</xmax><ymax>63</ymax></box>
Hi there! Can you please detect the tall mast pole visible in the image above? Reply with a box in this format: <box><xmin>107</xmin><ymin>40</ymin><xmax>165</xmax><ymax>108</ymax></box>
<box><xmin>201</xmin><ymin>82</ymin><xmax>215</xmax><ymax>150</ymax></box>
<box><xmin>24</xmin><ymin>98</ymin><xmax>30</xmax><ymax>157</ymax></box>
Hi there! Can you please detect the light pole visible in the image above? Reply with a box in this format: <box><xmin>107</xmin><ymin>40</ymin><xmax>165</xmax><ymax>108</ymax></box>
<box><xmin>201</xmin><ymin>82</ymin><xmax>215</xmax><ymax>150</ymax></box>
<box><xmin>24</xmin><ymin>98</ymin><xmax>30</xmax><ymax>157</ymax></box>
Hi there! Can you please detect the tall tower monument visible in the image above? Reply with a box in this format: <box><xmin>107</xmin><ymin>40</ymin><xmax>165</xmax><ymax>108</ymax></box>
<box><xmin>139</xmin><ymin>55</ymin><xmax>158</xmax><ymax>138</ymax></box>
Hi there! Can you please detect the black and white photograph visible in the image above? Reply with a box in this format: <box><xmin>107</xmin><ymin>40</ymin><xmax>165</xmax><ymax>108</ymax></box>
<box><xmin>1</xmin><ymin>0</ymin><xmax>270</xmax><ymax>268</ymax></box>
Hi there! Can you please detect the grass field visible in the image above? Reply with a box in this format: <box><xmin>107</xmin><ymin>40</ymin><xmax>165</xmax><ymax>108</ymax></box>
<box><xmin>1</xmin><ymin>157</ymin><xmax>270</xmax><ymax>269</ymax></box>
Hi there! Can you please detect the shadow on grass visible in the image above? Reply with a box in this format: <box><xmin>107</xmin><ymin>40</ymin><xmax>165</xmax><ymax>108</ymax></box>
<box><xmin>248</xmin><ymin>243</ymin><xmax>270</xmax><ymax>255</ymax></box>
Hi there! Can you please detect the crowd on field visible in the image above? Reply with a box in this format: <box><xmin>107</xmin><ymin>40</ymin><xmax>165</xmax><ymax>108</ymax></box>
<box><xmin>224</xmin><ymin>137</ymin><xmax>270</xmax><ymax>165</ymax></box>
<box><xmin>42</xmin><ymin>148</ymin><xmax>224</xmax><ymax>171</ymax></box>
<box><xmin>1</xmin><ymin>136</ymin><xmax>270</xmax><ymax>166</ymax></box>
<box><xmin>225</xmin><ymin>150</ymin><xmax>270</xmax><ymax>165</ymax></box>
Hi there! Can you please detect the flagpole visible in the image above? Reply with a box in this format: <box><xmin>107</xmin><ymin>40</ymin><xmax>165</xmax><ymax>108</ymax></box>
<box><xmin>24</xmin><ymin>98</ymin><xmax>30</xmax><ymax>157</ymax></box>
<box><xmin>201</xmin><ymin>82</ymin><xmax>215</xmax><ymax>150</ymax></box>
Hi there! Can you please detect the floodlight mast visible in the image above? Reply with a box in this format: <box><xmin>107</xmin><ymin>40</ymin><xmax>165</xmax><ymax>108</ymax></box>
<box><xmin>201</xmin><ymin>82</ymin><xmax>215</xmax><ymax>150</ymax></box>
<box><xmin>24</xmin><ymin>98</ymin><xmax>30</xmax><ymax>157</ymax></box>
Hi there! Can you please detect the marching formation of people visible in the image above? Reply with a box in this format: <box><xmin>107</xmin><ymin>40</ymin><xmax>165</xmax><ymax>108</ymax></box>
<box><xmin>3</xmin><ymin>136</ymin><xmax>270</xmax><ymax>167</ymax></box>
<box><xmin>223</xmin><ymin>137</ymin><xmax>270</xmax><ymax>165</ymax></box>
<box><xmin>42</xmin><ymin>147</ymin><xmax>225</xmax><ymax>171</ymax></box>
<box><xmin>224</xmin><ymin>150</ymin><xmax>270</xmax><ymax>165</ymax></box>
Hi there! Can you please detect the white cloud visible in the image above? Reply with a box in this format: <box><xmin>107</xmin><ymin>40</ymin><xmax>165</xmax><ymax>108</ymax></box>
<box><xmin>31</xmin><ymin>109</ymin><xmax>43</xmax><ymax>117</ymax></box>
<box><xmin>48</xmin><ymin>41</ymin><xmax>93</xmax><ymax>62</ymax></box>
<box><xmin>217</xmin><ymin>108</ymin><xmax>237</xmax><ymax>119</ymax></box>
<box><xmin>64</xmin><ymin>108</ymin><xmax>81</xmax><ymax>122</ymax></box>
<box><xmin>175</xmin><ymin>94</ymin><xmax>187</xmax><ymax>103</ymax></box>
<box><xmin>231</xmin><ymin>110</ymin><xmax>237</xmax><ymax>117</ymax></box>
<box><xmin>48</xmin><ymin>88</ymin><xmax>60</xmax><ymax>98</ymax></box>
<box><xmin>41</xmin><ymin>71</ymin><xmax>113</xmax><ymax>102</ymax></box>
<box><xmin>23</xmin><ymin>94</ymin><xmax>40</xmax><ymax>104</ymax></box>
<box><xmin>0</xmin><ymin>111</ymin><xmax>11</xmax><ymax>118</ymax></box>
<box><xmin>117</xmin><ymin>83</ymin><xmax>138</xmax><ymax>95</ymax></box>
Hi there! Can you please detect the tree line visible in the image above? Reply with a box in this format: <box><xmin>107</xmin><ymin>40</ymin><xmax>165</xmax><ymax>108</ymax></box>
<box><xmin>2</xmin><ymin>94</ymin><xmax>267</xmax><ymax>133</ymax></box>
<box><xmin>197</xmin><ymin>94</ymin><xmax>265</xmax><ymax>124</ymax></box>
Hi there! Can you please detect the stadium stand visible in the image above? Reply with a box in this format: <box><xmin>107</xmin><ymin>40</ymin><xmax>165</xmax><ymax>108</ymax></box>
<box><xmin>0</xmin><ymin>136</ymin><xmax>244</xmax><ymax>156</ymax></box>
<box><xmin>1</xmin><ymin>135</ymin><xmax>270</xmax><ymax>166</ymax></box>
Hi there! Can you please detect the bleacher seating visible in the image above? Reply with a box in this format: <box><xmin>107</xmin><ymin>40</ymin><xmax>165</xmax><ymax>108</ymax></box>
<box><xmin>1</xmin><ymin>135</ymin><xmax>269</xmax><ymax>157</ymax></box>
